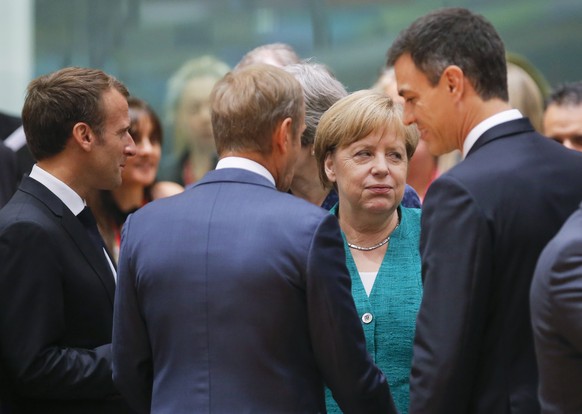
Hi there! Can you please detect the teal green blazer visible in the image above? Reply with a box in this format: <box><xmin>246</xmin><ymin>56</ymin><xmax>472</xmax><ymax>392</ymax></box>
<box><xmin>326</xmin><ymin>205</ymin><xmax>423</xmax><ymax>414</ymax></box>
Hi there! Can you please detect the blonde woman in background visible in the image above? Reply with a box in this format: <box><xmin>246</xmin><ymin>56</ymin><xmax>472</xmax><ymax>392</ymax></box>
<box><xmin>162</xmin><ymin>55</ymin><xmax>230</xmax><ymax>185</ymax></box>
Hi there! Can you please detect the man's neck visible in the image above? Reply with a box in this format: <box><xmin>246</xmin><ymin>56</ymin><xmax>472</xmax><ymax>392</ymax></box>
<box><xmin>458</xmin><ymin>97</ymin><xmax>513</xmax><ymax>149</ymax></box>
<box><xmin>37</xmin><ymin>157</ymin><xmax>87</xmax><ymax>200</ymax></box>
<box><xmin>290</xmin><ymin>174</ymin><xmax>328</xmax><ymax>206</ymax></box>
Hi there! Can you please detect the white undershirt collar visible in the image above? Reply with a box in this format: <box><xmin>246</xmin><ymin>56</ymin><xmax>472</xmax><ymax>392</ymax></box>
<box><xmin>28</xmin><ymin>164</ymin><xmax>116</xmax><ymax>280</ymax></box>
<box><xmin>29</xmin><ymin>164</ymin><xmax>86</xmax><ymax>214</ymax></box>
<box><xmin>215</xmin><ymin>156</ymin><xmax>276</xmax><ymax>186</ymax></box>
<box><xmin>463</xmin><ymin>109</ymin><xmax>523</xmax><ymax>157</ymax></box>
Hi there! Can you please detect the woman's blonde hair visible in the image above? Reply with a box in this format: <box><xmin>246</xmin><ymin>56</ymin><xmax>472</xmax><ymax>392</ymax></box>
<box><xmin>314</xmin><ymin>89</ymin><xmax>419</xmax><ymax>187</ymax></box>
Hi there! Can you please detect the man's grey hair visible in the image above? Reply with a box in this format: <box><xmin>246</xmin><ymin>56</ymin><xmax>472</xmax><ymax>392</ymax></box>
<box><xmin>284</xmin><ymin>61</ymin><xmax>347</xmax><ymax>146</ymax></box>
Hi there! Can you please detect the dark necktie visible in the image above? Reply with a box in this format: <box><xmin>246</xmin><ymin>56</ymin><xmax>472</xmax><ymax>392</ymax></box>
<box><xmin>77</xmin><ymin>206</ymin><xmax>107</xmax><ymax>253</ymax></box>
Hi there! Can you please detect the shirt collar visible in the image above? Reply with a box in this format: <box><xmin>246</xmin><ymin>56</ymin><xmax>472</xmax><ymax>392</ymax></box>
<box><xmin>28</xmin><ymin>164</ymin><xmax>86</xmax><ymax>215</ymax></box>
<box><xmin>215</xmin><ymin>156</ymin><xmax>276</xmax><ymax>186</ymax></box>
<box><xmin>463</xmin><ymin>109</ymin><xmax>523</xmax><ymax>157</ymax></box>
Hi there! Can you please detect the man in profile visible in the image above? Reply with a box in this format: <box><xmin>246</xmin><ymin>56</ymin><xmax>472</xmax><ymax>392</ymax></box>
<box><xmin>112</xmin><ymin>64</ymin><xmax>395</xmax><ymax>414</ymax></box>
<box><xmin>0</xmin><ymin>67</ymin><xmax>136</xmax><ymax>413</ymax></box>
<box><xmin>543</xmin><ymin>81</ymin><xmax>582</xmax><ymax>151</ymax></box>
<box><xmin>387</xmin><ymin>7</ymin><xmax>582</xmax><ymax>413</ymax></box>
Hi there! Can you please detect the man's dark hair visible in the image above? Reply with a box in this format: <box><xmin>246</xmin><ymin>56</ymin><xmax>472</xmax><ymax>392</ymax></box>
<box><xmin>546</xmin><ymin>81</ymin><xmax>582</xmax><ymax>108</ymax></box>
<box><xmin>387</xmin><ymin>7</ymin><xmax>508</xmax><ymax>101</ymax></box>
<box><xmin>22</xmin><ymin>67</ymin><xmax>129</xmax><ymax>161</ymax></box>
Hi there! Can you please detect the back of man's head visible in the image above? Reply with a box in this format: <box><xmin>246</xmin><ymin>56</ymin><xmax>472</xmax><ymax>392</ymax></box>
<box><xmin>284</xmin><ymin>62</ymin><xmax>347</xmax><ymax>147</ymax></box>
<box><xmin>22</xmin><ymin>67</ymin><xmax>128</xmax><ymax>161</ymax></box>
<box><xmin>211</xmin><ymin>64</ymin><xmax>304</xmax><ymax>156</ymax></box>
<box><xmin>546</xmin><ymin>81</ymin><xmax>582</xmax><ymax>108</ymax></box>
<box><xmin>387</xmin><ymin>7</ymin><xmax>508</xmax><ymax>102</ymax></box>
<box><xmin>235</xmin><ymin>43</ymin><xmax>300</xmax><ymax>70</ymax></box>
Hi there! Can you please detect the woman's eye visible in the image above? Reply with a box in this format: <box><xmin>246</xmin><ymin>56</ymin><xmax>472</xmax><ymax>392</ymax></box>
<box><xmin>387</xmin><ymin>152</ymin><xmax>404</xmax><ymax>162</ymax></box>
<box><xmin>355</xmin><ymin>151</ymin><xmax>371</xmax><ymax>158</ymax></box>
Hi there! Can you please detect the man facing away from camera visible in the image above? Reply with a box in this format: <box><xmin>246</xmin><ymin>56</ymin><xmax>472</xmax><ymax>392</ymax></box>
<box><xmin>112</xmin><ymin>64</ymin><xmax>396</xmax><ymax>414</ymax></box>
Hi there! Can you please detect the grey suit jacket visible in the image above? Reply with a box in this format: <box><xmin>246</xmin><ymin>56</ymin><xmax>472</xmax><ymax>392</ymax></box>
<box><xmin>113</xmin><ymin>167</ymin><xmax>395</xmax><ymax>414</ymax></box>
<box><xmin>531</xmin><ymin>202</ymin><xmax>582</xmax><ymax>413</ymax></box>
<box><xmin>410</xmin><ymin>118</ymin><xmax>582</xmax><ymax>414</ymax></box>
<box><xmin>0</xmin><ymin>177</ymin><xmax>130</xmax><ymax>413</ymax></box>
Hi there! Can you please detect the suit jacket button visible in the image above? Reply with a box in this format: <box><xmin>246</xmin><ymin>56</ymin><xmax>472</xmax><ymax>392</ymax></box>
<box><xmin>362</xmin><ymin>312</ymin><xmax>373</xmax><ymax>324</ymax></box>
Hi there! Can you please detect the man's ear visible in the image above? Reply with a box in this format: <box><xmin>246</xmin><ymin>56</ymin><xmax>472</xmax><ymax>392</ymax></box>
<box><xmin>324</xmin><ymin>151</ymin><xmax>337</xmax><ymax>183</ymax></box>
<box><xmin>441</xmin><ymin>65</ymin><xmax>464</xmax><ymax>98</ymax></box>
<box><xmin>71</xmin><ymin>122</ymin><xmax>94</xmax><ymax>152</ymax></box>
<box><xmin>273</xmin><ymin>117</ymin><xmax>293</xmax><ymax>154</ymax></box>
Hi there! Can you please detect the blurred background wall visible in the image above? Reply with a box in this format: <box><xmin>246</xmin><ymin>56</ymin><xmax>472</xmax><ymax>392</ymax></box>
<box><xmin>1</xmin><ymin>0</ymin><xmax>579</xmax><ymax>125</ymax></box>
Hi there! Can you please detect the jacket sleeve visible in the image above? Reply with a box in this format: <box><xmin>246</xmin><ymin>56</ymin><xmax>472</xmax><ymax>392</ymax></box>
<box><xmin>306</xmin><ymin>213</ymin><xmax>397</xmax><ymax>414</ymax></box>
<box><xmin>549</xmin><ymin>232</ymin><xmax>582</xmax><ymax>351</ymax></box>
<box><xmin>409</xmin><ymin>175</ymin><xmax>494</xmax><ymax>413</ymax></box>
<box><xmin>0</xmin><ymin>221</ymin><xmax>117</xmax><ymax>399</ymax></box>
<box><xmin>112</xmin><ymin>214</ymin><xmax>153</xmax><ymax>414</ymax></box>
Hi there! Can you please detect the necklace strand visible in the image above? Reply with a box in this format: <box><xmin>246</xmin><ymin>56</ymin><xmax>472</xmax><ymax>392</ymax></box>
<box><xmin>347</xmin><ymin>236</ymin><xmax>390</xmax><ymax>251</ymax></box>
<box><xmin>346</xmin><ymin>217</ymin><xmax>400</xmax><ymax>252</ymax></box>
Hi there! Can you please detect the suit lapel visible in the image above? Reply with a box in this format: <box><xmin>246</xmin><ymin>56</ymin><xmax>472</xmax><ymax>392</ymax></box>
<box><xmin>467</xmin><ymin>118</ymin><xmax>535</xmax><ymax>157</ymax></box>
<box><xmin>61</xmin><ymin>211</ymin><xmax>116</xmax><ymax>304</ymax></box>
<box><xmin>19</xmin><ymin>178</ymin><xmax>116</xmax><ymax>305</ymax></box>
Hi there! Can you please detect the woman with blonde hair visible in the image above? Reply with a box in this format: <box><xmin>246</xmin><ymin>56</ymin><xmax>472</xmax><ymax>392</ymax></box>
<box><xmin>314</xmin><ymin>90</ymin><xmax>422</xmax><ymax>413</ymax></box>
<box><xmin>162</xmin><ymin>55</ymin><xmax>230</xmax><ymax>185</ymax></box>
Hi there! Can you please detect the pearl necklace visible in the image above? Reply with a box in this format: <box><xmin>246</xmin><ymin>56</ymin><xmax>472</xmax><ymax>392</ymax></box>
<box><xmin>347</xmin><ymin>217</ymin><xmax>400</xmax><ymax>252</ymax></box>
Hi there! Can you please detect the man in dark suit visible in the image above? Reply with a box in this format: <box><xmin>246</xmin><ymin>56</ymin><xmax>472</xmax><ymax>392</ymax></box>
<box><xmin>0</xmin><ymin>67</ymin><xmax>136</xmax><ymax>413</ymax></box>
<box><xmin>112</xmin><ymin>64</ymin><xmax>396</xmax><ymax>414</ymax></box>
<box><xmin>0</xmin><ymin>140</ymin><xmax>18</xmax><ymax>208</ymax></box>
<box><xmin>387</xmin><ymin>8</ymin><xmax>582</xmax><ymax>414</ymax></box>
<box><xmin>543</xmin><ymin>81</ymin><xmax>582</xmax><ymax>152</ymax></box>
<box><xmin>531</xmin><ymin>202</ymin><xmax>582</xmax><ymax>412</ymax></box>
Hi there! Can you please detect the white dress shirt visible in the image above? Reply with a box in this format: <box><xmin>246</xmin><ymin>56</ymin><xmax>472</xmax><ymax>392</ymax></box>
<box><xmin>215</xmin><ymin>156</ymin><xmax>276</xmax><ymax>186</ymax></box>
<box><xmin>463</xmin><ymin>109</ymin><xmax>523</xmax><ymax>157</ymax></box>
<box><xmin>29</xmin><ymin>165</ymin><xmax>117</xmax><ymax>281</ymax></box>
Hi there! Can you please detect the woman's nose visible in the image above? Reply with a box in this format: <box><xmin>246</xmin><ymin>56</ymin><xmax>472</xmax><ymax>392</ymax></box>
<box><xmin>137</xmin><ymin>137</ymin><xmax>154</xmax><ymax>155</ymax></box>
<box><xmin>371</xmin><ymin>154</ymin><xmax>389</xmax><ymax>176</ymax></box>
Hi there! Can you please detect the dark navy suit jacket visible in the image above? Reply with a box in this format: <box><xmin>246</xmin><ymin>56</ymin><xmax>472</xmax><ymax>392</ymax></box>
<box><xmin>113</xmin><ymin>167</ymin><xmax>395</xmax><ymax>414</ymax></box>
<box><xmin>410</xmin><ymin>118</ymin><xmax>582</xmax><ymax>414</ymax></box>
<box><xmin>0</xmin><ymin>177</ymin><xmax>131</xmax><ymax>413</ymax></box>
<box><xmin>531</xmin><ymin>202</ymin><xmax>582</xmax><ymax>413</ymax></box>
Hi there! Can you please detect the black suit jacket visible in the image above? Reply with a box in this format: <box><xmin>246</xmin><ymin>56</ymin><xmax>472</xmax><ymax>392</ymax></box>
<box><xmin>0</xmin><ymin>177</ymin><xmax>131</xmax><ymax>413</ymax></box>
<box><xmin>410</xmin><ymin>118</ymin><xmax>582</xmax><ymax>414</ymax></box>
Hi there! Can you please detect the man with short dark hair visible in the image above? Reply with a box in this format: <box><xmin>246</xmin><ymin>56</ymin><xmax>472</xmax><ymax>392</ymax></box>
<box><xmin>387</xmin><ymin>7</ymin><xmax>582</xmax><ymax>413</ymax></box>
<box><xmin>0</xmin><ymin>67</ymin><xmax>136</xmax><ymax>413</ymax></box>
<box><xmin>112</xmin><ymin>64</ymin><xmax>396</xmax><ymax>414</ymax></box>
<box><xmin>543</xmin><ymin>81</ymin><xmax>582</xmax><ymax>151</ymax></box>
